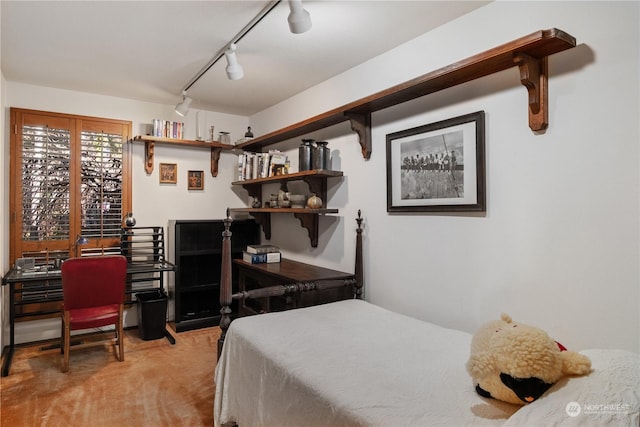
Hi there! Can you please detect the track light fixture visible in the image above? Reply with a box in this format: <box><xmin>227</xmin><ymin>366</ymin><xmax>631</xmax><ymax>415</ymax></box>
<box><xmin>177</xmin><ymin>1</ymin><xmax>312</xmax><ymax>97</ymax></box>
<box><xmin>175</xmin><ymin>91</ymin><xmax>193</xmax><ymax>116</ymax></box>
<box><xmin>224</xmin><ymin>44</ymin><xmax>244</xmax><ymax>80</ymax></box>
<box><xmin>287</xmin><ymin>0</ymin><xmax>312</xmax><ymax>34</ymax></box>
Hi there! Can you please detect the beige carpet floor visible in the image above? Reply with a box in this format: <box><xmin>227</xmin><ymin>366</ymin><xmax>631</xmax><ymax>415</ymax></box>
<box><xmin>0</xmin><ymin>326</ymin><xmax>221</xmax><ymax>427</ymax></box>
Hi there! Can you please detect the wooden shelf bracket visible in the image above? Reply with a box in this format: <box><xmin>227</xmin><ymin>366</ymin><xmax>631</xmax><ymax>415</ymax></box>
<box><xmin>144</xmin><ymin>141</ymin><xmax>155</xmax><ymax>174</ymax></box>
<box><xmin>293</xmin><ymin>212</ymin><xmax>320</xmax><ymax>248</ymax></box>
<box><xmin>250</xmin><ymin>212</ymin><xmax>272</xmax><ymax>240</ymax></box>
<box><xmin>514</xmin><ymin>53</ymin><xmax>549</xmax><ymax>132</ymax></box>
<box><xmin>241</xmin><ymin>183</ymin><xmax>262</xmax><ymax>203</ymax></box>
<box><xmin>345</xmin><ymin>112</ymin><xmax>372</xmax><ymax>160</ymax></box>
<box><xmin>302</xmin><ymin>176</ymin><xmax>328</xmax><ymax>202</ymax></box>
<box><xmin>211</xmin><ymin>147</ymin><xmax>222</xmax><ymax>177</ymax></box>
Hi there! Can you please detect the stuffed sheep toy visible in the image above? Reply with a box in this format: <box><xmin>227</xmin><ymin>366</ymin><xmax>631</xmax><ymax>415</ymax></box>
<box><xmin>466</xmin><ymin>313</ymin><xmax>592</xmax><ymax>405</ymax></box>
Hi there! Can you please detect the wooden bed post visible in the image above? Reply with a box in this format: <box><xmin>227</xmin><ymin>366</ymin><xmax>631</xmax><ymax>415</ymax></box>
<box><xmin>354</xmin><ymin>209</ymin><xmax>364</xmax><ymax>300</ymax></box>
<box><xmin>217</xmin><ymin>210</ymin><xmax>365</xmax><ymax>358</ymax></box>
<box><xmin>217</xmin><ymin>208</ymin><xmax>233</xmax><ymax>359</ymax></box>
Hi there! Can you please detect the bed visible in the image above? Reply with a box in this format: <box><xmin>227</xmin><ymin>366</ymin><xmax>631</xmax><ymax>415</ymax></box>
<box><xmin>213</xmin><ymin>212</ymin><xmax>639</xmax><ymax>427</ymax></box>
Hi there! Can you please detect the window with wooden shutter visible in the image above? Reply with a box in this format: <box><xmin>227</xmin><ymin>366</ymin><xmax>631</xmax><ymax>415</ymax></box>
<box><xmin>10</xmin><ymin>108</ymin><xmax>132</xmax><ymax>265</ymax></box>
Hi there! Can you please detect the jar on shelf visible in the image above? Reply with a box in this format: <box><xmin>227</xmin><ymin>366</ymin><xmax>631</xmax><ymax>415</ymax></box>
<box><xmin>298</xmin><ymin>139</ymin><xmax>314</xmax><ymax>171</ymax></box>
<box><xmin>219</xmin><ymin>131</ymin><xmax>231</xmax><ymax>144</ymax></box>
<box><xmin>313</xmin><ymin>141</ymin><xmax>330</xmax><ymax>170</ymax></box>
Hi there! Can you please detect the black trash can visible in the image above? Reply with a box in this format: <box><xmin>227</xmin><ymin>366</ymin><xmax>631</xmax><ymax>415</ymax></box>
<box><xmin>136</xmin><ymin>290</ymin><xmax>168</xmax><ymax>340</ymax></box>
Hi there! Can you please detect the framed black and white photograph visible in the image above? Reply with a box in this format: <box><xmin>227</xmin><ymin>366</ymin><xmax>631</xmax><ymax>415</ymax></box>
<box><xmin>386</xmin><ymin>111</ymin><xmax>485</xmax><ymax>212</ymax></box>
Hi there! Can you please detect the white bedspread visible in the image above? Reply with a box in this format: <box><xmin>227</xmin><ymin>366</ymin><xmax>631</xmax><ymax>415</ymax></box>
<box><xmin>214</xmin><ymin>300</ymin><xmax>640</xmax><ymax>426</ymax></box>
<box><xmin>214</xmin><ymin>299</ymin><xmax>519</xmax><ymax>427</ymax></box>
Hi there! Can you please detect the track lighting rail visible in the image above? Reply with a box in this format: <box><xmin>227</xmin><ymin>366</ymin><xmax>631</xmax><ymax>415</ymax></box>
<box><xmin>176</xmin><ymin>0</ymin><xmax>311</xmax><ymax>115</ymax></box>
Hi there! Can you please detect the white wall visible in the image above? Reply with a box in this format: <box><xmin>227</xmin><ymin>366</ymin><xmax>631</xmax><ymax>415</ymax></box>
<box><xmin>2</xmin><ymin>1</ymin><xmax>638</xmax><ymax>353</ymax></box>
<box><xmin>3</xmin><ymin>84</ymin><xmax>251</xmax><ymax>343</ymax></box>
<box><xmin>250</xmin><ymin>1</ymin><xmax>640</xmax><ymax>353</ymax></box>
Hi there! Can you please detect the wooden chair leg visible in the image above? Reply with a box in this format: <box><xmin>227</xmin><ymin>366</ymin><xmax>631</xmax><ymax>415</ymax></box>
<box><xmin>60</xmin><ymin>313</ymin><xmax>64</xmax><ymax>355</ymax></box>
<box><xmin>62</xmin><ymin>311</ymin><xmax>70</xmax><ymax>373</ymax></box>
<box><xmin>118</xmin><ymin>304</ymin><xmax>124</xmax><ymax>362</ymax></box>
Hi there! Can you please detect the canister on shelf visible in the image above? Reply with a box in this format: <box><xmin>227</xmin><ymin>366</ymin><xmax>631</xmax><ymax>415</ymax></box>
<box><xmin>313</xmin><ymin>141</ymin><xmax>330</xmax><ymax>170</ymax></box>
<box><xmin>298</xmin><ymin>139</ymin><xmax>314</xmax><ymax>171</ymax></box>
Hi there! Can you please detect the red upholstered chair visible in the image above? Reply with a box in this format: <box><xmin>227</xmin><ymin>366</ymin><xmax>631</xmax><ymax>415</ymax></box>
<box><xmin>60</xmin><ymin>255</ymin><xmax>128</xmax><ymax>373</ymax></box>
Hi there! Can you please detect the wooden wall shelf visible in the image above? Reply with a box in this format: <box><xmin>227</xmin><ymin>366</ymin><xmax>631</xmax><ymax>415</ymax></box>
<box><xmin>132</xmin><ymin>135</ymin><xmax>234</xmax><ymax>177</ymax></box>
<box><xmin>232</xmin><ymin>169</ymin><xmax>343</xmax><ymax>201</ymax></box>
<box><xmin>231</xmin><ymin>169</ymin><xmax>344</xmax><ymax>247</ymax></box>
<box><xmin>228</xmin><ymin>208</ymin><xmax>338</xmax><ymax>248</ymax></box>
<box><xmin>236</xmin><ymin>28</ymin><xmax>576</xmax><ymax>159</ymax></box>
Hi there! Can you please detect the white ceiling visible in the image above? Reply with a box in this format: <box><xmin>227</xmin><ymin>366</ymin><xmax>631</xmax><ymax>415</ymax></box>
<box><xmin>1</xmin><ymin>1</ymin><xmax>489</xmax><ymax>116</ymax></box>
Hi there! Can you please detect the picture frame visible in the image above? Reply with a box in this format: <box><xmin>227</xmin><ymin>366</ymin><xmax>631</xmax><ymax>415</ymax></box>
<box><xmin>188</xmin><ymin>170</ymin><xmax>204</xmax><ymax>190</ymax></box>
<box><xmin>386</xmin><ymin>111</ymin><xmax>485</xmax><ymax>212</ymax></box>
<box><xmin>159</xmin><ymin>163</ymin><xmax>177</xmax><ymax>184</ymax></box>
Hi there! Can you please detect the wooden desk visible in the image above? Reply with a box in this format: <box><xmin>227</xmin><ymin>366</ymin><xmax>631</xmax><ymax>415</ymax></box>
<box><xmin>234</xmin><ymin>258</ymin><xmax>356</xmax><ymax>316</ymax></box>
<box><xmin>1</xmin><ymin>260</ymin><xmax>175</xmax><ymax>377</ymax></box>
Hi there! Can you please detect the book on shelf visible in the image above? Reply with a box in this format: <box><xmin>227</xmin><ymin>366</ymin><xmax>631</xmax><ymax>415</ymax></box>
<box><xmin>152</xmin><ymin>119</ymin><xmax>184</xmax><ymax>139</ymax></box>
<box><xmin>242</xmin><ymin>251</ymin><xmax>281</xmax><ymax>264</ymax></box>
<box><xmin>237</xmin><ymin>150</ymin><xmax>289</xmax><ymax>181</ymax></box>
<box><xmin>246</xmin><ymin>244</ymin><xmax>280</xmax><ymax>254</ymax></box>
<box><xmin>237</xmin><ymin>154</ymin><xmax>245</xmax><ymax>181</ymax></box>
<box><xmin>268</xmin><ymin>150</ymin><xmax>288</xmax><ymax>177</ymax></box>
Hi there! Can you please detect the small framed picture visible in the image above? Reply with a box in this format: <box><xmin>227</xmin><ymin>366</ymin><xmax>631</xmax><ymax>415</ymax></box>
<box><xmin>159</xmin><ymin>163</ymin><xmax>177</xmax><ymax>184</ymax></box>
<box><xmin>386</xmin><ymin>111</ymin><xmax>486</xmax><ymax>212</ymax></box>
<box><xmin>188</xmin><ymin>170</ymin><xmax>204</xmax><ymax>190</ymax></box>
